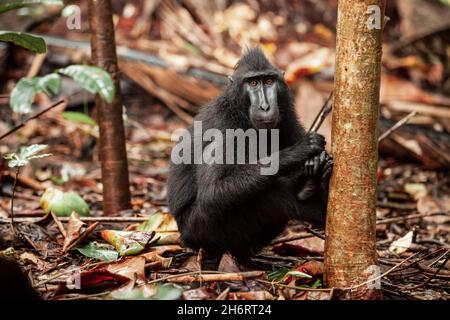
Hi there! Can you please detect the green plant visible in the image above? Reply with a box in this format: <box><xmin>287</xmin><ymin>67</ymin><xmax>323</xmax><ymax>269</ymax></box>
<box><xmin>4</xmin><ymin>144</ymin><xmax>52</xmax><ymax>235</ymax></box>
<box><xmin>0</xmin><ymin>1</ymin><xmax>64</xmax><ymax>53</ymax></box>
<box><xmin>10</xmin><ymin>65</ymin><xmax>115</xmax><ymax>114</ymax></box>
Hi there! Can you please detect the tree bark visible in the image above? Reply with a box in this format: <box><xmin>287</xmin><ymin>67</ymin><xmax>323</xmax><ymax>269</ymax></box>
<box><xmin>324</xmin><ymin>0</ymin><xmax>385</xmax><ymax>299</ymax></box>
<box><xmin>88</xmin><ymin>0</ymin><xmax>131</xmax><ymax>215</ymax></box>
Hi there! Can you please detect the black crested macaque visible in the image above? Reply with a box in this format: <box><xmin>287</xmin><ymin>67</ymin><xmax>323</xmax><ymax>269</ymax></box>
<box><xmin>168</xmin><ymin>48</ymin><xmax>333</xmax><ymax>260</ymax></box>
<box><xmin>0</xmin><ymin>257</ymin><xmax>40</xmax><ymax>300</ymax></box>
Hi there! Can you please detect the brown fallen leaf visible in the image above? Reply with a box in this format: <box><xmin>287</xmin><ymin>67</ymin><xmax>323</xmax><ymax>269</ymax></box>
<box><xmin>107</xmin><ymin>256</ymin><xmax>146</xmax><ymax>282</ymax></box>
<box><xmin>19</xmin><ymin>252</ymin><xmax>50</xmax><ymax>271</ymax></box>
<box><xmin>218</xmin><ymin>253</ymin><xmax>240</xmax><ymax>273</ymax></box>
<box><xmin>180</xmin><ymin>254</ymin><xmax>201</xmax><ymax>272</ymax></box>
<box><xmin>141</xmin><ymin>245</ymin><xmax>183</xmax><ymax>270</ymax></box>
<box><xmin>273</xmin><ymin>237</ymin><xmax>325</xmax><ymax>256</ymax></box>
<box><xmin>62</xmin><ymin>212</ymin><xmax>98</xmax><ymax>253</ymax></box>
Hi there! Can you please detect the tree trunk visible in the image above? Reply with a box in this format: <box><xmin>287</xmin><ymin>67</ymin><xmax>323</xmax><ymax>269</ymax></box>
<box><xmin>324</xmin><ymin>0</ymin><xmax>385</xmax><ymax>299</ymax></box>
<box><xmin>88</xmin><ymin>0</ymin><xmax>131</xmax><ymax>215</ymax></box>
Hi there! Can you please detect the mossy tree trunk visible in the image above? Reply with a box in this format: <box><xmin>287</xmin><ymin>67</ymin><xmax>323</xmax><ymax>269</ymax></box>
<box><xmin>324</xmin><ymin>0</ymin><xmax>385</xmax><ymax>299</ymax></box>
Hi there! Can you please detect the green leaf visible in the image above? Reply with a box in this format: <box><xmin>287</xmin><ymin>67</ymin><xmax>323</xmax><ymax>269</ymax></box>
<box><xmin>136</xmin><ymin>211</ymin><xmax>178</xmax><ymax>232</ymax></box>
<box><xmin>308</xmin><ymin>279</ymin><xmax>322</xmax><ymax>289</ymax></box>
<box><xmin>57</xmin><ymin>65</ymin><xmax>115</xmax><ymax>103</ymax></box>
<box><xmin>35</xmin><ymin>73</ymin><xmax>61</xmax><ymax>96</ymax></box>
<box><xmin>40</xmin><ymin>188</ymin><xmax>90</xmax><ymax>217</ymax></box>
<box><xmin>136</xmin><ymin>211</ymin><xmax>179</xmax><ymax>245</ymax></box>
<box><xmin>268</xmin><ymin>267</ymin><xmax>289</xmax><ymax>282</ymax></box>
<box><xmin>62</xmin><ymin>111</ymin><xmax>97</xmax><ymax>126</ymax></box>
<box><xmin>286</xmin><ymin>270</ymin><xmax>312</xmax><ymax>279</ymax></box>
<box><xmin>10</xmin><ymin>73</ymin><xmax>61</xmax><ymax>114</ymax></box>
<box><xmin>154</xmin><ymin>284</ymin><xmax>183</xmax><ymax>300</ymax></box>
<box><xmin>108</xmin><ymin>283</ymin><xmax>183</xmax><ymax>300</ymax></box>
<box><xmin>184</xmin><ymin>43</ymin><xmax>202</xmax><ymax>56</ymax></box>
<box><xmin>0</xmin><ymin>0</ymin><xmax>63</xmax><ymax>14</ymax></box>
<box><xmin>9</xmin><ymin>77</ymin><xmax>37</xmax><ymax>113</ymax></box>
<box><xmin>0</xmin><ymin>32</ymin><xmax>46</xmax><ymax>53</ymax></box>
<box><xmin>101</xmin><ymin>230</ymin><xmax>154</xmax><ymax>256</ymax></box>
<box><xmin>4</xmin><ymin>144</ymin><xmax>51</xmax><ymax>168</ymax></box>
<box><xmin>136</xmin><ymin>211</ymin><xmax>165</xmax><ymax>232</ymax></box>
<box><xmin>74</xmin><ymin>242</ymin><xmax>119</xmax><ymax>262</ymax></box>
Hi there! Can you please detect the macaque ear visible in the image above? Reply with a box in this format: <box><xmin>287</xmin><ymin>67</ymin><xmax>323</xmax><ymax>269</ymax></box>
<box><xmin>228</xmin><ymin>75</ymin><xmax>234</xmax><ymax>83</ymax></box>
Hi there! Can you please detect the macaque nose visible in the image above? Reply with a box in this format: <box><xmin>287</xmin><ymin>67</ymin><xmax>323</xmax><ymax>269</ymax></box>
<box><xmin>260</xmin><ymin>103</ymin><xmax>270</xmax><ymax>111</ymax></box>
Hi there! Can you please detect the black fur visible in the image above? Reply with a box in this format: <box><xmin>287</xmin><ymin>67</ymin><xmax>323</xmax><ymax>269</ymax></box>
<box><xmin>0</xmin><ymin>257</ymin><xmax>39</xmax><ymax>300</ymax></box>
<box><xmin>168</xmin><ymin>48</ymin><xmax>332</xmax><ymax>260</ymax></box>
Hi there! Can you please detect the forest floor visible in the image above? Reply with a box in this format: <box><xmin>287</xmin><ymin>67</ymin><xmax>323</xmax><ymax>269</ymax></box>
<box><xmin>0</xmin><ymin>104</ymin><xmax>449</xmax><ymax>300</ymax></box>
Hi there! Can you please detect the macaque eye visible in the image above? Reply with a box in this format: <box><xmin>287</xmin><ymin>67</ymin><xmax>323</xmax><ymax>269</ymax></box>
<box><xmin>249</xmin><ymin>79</ymin><xmax>258</xmax><ymax>87</ymax></box>
<box><xmin>265</xmin><ymin>78</ymin><xmax>273</xmax><ymax>85</ymax></box>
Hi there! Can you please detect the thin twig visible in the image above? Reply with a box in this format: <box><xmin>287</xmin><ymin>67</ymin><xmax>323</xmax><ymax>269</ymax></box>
<box><xmin>308</xmin><ymin>91</ymin><xmax>333</xmax><ymax>133</ymax></box>
<box><xmin>0</xmin><ymin>98</ymin><xmax>67</xmax><ymax>141</ymax></box>
<box><xmin>379</xmin><ymin>248</ymin><xmax>447</xmax><ymax>273</ymax></box>
<box><xmin>257</xmin><ymin>279</ymin><xmax>333</xmax><ymax>292</ymax></box>
<box><xmin>55</xmin><ymin>291</ymin><xmax>111</xmax><ymax>300</ymax></box>
<box><xmin>9</xmin><ymin>167</ymin><xmax>20</xmax><ymax>236</ymax></box>
<box><xmin>378</xmin><ymin>111</ymin><xmax>417</xmax><ymax>142</ymax></box>
<box><xmin>303</xmin><ymin>226</ymin><xmax>325</xmax><ymax>240</ymax></box>
<box><xmin>409</xmin><ymin>249</ymin><xmax>450</xmax><ymax>289</ymax></box>
<box><xmin>343</xmin><ymin>251</ymin><xmax>422</xmax><ymax>291</ymax></box>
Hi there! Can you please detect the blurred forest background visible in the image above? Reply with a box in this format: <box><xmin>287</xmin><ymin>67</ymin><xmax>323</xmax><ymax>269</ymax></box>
<box><xmin>0</xmin><ymin>0</ymin><xmax>449</xmax><ymax>300</ymax></box>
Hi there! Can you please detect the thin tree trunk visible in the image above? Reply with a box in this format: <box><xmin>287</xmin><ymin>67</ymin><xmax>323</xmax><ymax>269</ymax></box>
<box><xmin>324</xmin><ymin>0</ymin><xmax>385</xmax><ymax>299</ymax></box>
<box><xmin>88</xmin><ymin>0</ymin><xmax>131</xmax><ymax>214</ymax></box>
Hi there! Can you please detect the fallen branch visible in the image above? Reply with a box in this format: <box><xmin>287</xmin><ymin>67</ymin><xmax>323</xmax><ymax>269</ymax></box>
<box><xmin>166</xmin><ymin>271</ymin><xmax>265</xmax><ymax>283</ymax></box>
<box><xmin>376</xmin><ymin>211</ymin><xmax>449</xmax><ymax>225</ymax></box>
<box><xmin>410</xmin><ymin>249</ymin><xmax>450</xmax><ymax>288</ymax></box>
<box><xmin>417</xmin><ymin>260</ymin><xmax>450</xmax><ymax>279</ymax></box>
<box><xmin>376</xmin><ymin>201</ymin><xmax>417</xmax><ymax>210</ymax></box>
<box><xmin>121</xmin><ymin>61</ymin><xmax>193</xmax><ymax>124</ymax></box>
<box><xmin>0</xmin><ymin>216</ymin><xmax>152</xmax><ymax>224</ymax></box>
<box><xmin>33</xmin><ymin>34</ymin><xmax>228</xmax><ymax>85</ymax></box>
